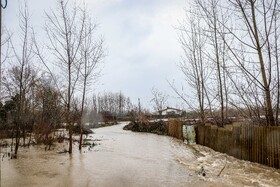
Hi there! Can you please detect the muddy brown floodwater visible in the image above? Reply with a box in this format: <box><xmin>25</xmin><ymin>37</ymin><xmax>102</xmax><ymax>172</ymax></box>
<box><xmin>2</xmin><ymin>122</ymin><xmax>280</xmax><ymax>187</ymax></box>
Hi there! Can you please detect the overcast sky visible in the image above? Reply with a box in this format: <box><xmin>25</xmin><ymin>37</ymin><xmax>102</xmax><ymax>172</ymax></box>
<box><xmin>3</xmin><ymin>0</ymin><xmax>189</xmax><ymax>110</ymax></box>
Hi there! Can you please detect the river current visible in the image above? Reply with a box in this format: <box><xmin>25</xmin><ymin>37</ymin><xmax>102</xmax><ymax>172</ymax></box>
<box><xmin>2</xmin><ymin>122</ymin><xmax>280</xmax><ymax>186</ymax></box>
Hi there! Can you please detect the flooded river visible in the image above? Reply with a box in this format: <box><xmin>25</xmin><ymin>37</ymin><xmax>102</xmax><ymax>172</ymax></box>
<box><xmin>2</xmin><ymin>122</ymin><xmax>280</xmax><ymax>186</ymax></box>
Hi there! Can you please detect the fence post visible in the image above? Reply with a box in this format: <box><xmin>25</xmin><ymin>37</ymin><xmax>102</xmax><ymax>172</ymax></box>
<box><xmin>241</xmin><ymin>124</ymin><xmax>244</xmax><ymax>159</ymax></box>
<box><xmin>256</xmin><ymin>126</ymin><xmax>261</xmax><ymax>163</ymax></box>
<box><xmin>232</xmin><ymin>126</ymin><xmax>241</xmax><ymax>159</ymax></box>
<box><xmin>277</xmin><ymin>127</ymin><xmax>280</xmax><ymax>169</ymax></box>
<box><xmin>245</xmin><ymin>124</ymin><xmax>248</xmax><ymax>161</ymax></box>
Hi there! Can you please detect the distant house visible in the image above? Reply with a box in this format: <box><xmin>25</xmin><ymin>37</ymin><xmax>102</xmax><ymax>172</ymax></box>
<box><xmin>158</xmin><ymin>107</ymin><xmax>184</xmax><ymax>116</ymax></box>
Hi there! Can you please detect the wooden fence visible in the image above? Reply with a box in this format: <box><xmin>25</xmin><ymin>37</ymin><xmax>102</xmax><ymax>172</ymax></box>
<box><xmin>168</xmin><ymin>119</ymin><xmax>183</xmax><ymax>140</ymax></box>
<box><xmin>196</xmin><ymin>124</ymin><xmax>280</xmax><ymax>169</ymax></box>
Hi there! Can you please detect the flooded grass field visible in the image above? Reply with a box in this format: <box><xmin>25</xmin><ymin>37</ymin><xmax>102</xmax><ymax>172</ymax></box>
<box><xmin>2</xmin><ymin>123</ymin><xmax>280</xmax><ymax>187</ymax></box>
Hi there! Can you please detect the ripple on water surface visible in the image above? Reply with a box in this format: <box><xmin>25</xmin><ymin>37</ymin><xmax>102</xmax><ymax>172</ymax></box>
<box><xmin>2</xmin><ymin>122</ymin><xmax>280</xmax><ymax>187</ymax></box>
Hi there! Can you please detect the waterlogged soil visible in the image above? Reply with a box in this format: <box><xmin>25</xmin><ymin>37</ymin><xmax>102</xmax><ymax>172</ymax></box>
<box><xmin>2</xmin><ymin>123</ymin><xmax>280</xmax><ymax>187</ymax></box>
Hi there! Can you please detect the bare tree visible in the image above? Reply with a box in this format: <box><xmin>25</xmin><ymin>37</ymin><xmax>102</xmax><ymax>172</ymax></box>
<box><xmin>225</xmin><ymin>0</ymin><xmax>279</xmax><ymax>125</ymax></box>
<box><xmin>181</xmin><ymin>0</ymin><xmax>280</xmax><ymax>126</ymax></box>
<box><xmin>178</xmin><ymin>12</ymin><xmax>209</xmax><ymax>124</ymax></box>
<box><xmin>0</xmin><ymin>0</ymin><xmax>8</xmax><ymax>101</ymax></box>
<box><xmin>78</xmin><ymin>6</ymin><xmax>104</xmax><ymax>150</ymax></box>
<box><xmin>0</xmin><ymin>28</ymin><xmax>9</xmax><ymax>101</ymax></box>
<box><xmin>274</xmin><ymin>10</ymin><xmax>280</xmax><ymax>125</ymax></box>
<box><xmin>44</xmin><ymin>0</ymin><xmax>86</xmax><ymax>153</ymax></box>
<box><xmin>93</xmin><ymin>92</ymin><xmax>131</xmax><ymax>116</ymax></box>
<box><xmin>194</xmin><ymin>0</ymin><xmax>232</xmax><ymax>126</ymax></box>
<box><xmin>6</xmin><ymin>2</ymin><xmax>35</xmax><ymax>157</ymax></box>
<box><xmin>150</xmin><ymin>87</ymin><xmax>168</xmax><ymax>116</ymax></box>
<box><xmin>175</xmin><ymin>1</ymin><xmax>233</xmax><ymax>126</ymax></box>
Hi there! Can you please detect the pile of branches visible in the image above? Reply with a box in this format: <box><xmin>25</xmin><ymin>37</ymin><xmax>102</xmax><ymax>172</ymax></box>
<box><xmin>123</xmin><ymin>120</ymin><xmax>168</xmax><ymax>135</ymax></box>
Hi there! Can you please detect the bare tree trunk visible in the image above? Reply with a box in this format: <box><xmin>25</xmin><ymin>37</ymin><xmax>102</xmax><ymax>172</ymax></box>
<box><xmin>28</xmin><ymin>125</ymin><xmax>32</xmax><ymax>147</ymax></box>
<box><xmin>249</xmin><ymin>2</ymin><xmax>274</xmax><ymax>126</ymax></box>
<box><xmin>77</xmin><ymin>12</ymin><xmax>104</xmax><ymax>150</ymax></box>
<box><xmin>151</xmin><ymin>87</ymin><xmax>168</xmax><ymax>117</ymax></box>
<box><xmin>44</xmin><ymin>0</ymin><xmax>87</xmax><ymax>154</ymax></box>
<box><xmin>211</xmin><ymin>0</ymin><xmax>224</xmax><ymax>126</ymax></box>
<box><xmin>11</xmin><ymin>128</ymin><xmax>14</xmax><ymax>153</ymax></box>
<box><xmin>275</xmin><ymin>14</ymin><xmax>279</xmax><ymax>125</ymax></box>
<box><xmin>14</xmin><ymin>125</ymin><xmax>20</xmax><ymax>158</ymax></box>
<box><xmin>0</xmin><ymin>4</ymin><xmax>2</xmax><ymax>94</ymax></box>
<box><xmin>8</xmin><ymin>2</ymin><xmax>35</xmax><ymax>158</ymax></box>
<box><xmin>79</xmin><ymin>73</ymin><xmax>87</xmax><ymax>150</ymax></box>
<box><xmin>67</xmin><ymin>64</ymin><xmax>72</xmax><ymax>153</ymax></box>
<box><xmin>177</xmin><ymin>12</ymin><xmax>210</xmax><ymax>125</ymax></box>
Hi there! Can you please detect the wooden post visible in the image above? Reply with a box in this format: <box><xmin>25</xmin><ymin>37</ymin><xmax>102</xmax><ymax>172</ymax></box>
<box><xmin>271</xmin><ymin>127</ymin><xmax>274</xmax><ymax>167</ymax></box>
<box><xmin>277</xmin><ymin>127</ymin><xmax>280</xmax><ymax>168</ymax></box>
<box><xmin>257</xmin><ymin>126</ymin><xmax>260</xmax><ymax>164</ymax></box>
<box><xmin>261</xmin><ymin>126</ymin><xmax>265</xmax><ymax>165</ymax></box>
<box><xmin>252</xmin><ymin>126</ymin><xmax>256</xmax><ymax>162</ymax></box>
<box><xmin>249</xmin><ymin>124</ymin><xmax>252</xmax><ymax>162</ymax></box>
<box><xmin>264</xmin><ymin>127</ymin><xmax>268</xmax><ymax>165</ymax></box>
<box><xmin>241</xmin><ymin>124</ymin><xmax>244</xmax><ymax>160</ymax></box>
<box><xmin>246</xmin><ymin>124</ymin><xmax>249</xmax><ymax>161</ymax></box>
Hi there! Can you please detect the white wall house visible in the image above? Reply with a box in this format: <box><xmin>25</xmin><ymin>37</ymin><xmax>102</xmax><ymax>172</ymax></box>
<box><xmin>158</xmin><ymin>107</ymin><xmax>183</xmax><ymax>116</ymax></box>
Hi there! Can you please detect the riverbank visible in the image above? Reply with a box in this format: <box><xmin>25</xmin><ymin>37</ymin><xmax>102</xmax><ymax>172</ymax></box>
<box><xmin>123</xmin><ymin>120</ymin><xmax>168</xmax><ymax>135</ymax></box>
<box><xmin>2</xmin><ymin>123</ymin><xmax>280</xmax><ymax>187</ymax></box>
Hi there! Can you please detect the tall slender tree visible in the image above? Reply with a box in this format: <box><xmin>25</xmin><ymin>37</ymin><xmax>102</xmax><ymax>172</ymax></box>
<box><xmin>78</xmin><ymin>6</ymin><xmax>104</xmax><ymax>150</ymax></box>
<box><xmin>178</xmin><ymin>12</ymin><xmax>209</xmax><ymax>124</ymax></box>
<box><xmin>45</xmin><ymin>0</ymin><xmax>86</xmax><ymax>153</ymax></box>
<box><xmin>8</xmin><ymin>1</ymin><xmax>35</xmax><ymax>157</ymax></box>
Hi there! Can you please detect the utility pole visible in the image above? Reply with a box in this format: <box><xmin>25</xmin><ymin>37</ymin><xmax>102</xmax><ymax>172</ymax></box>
<box><xmin>0</xmin><ymin>1</ymin><xmax>2</xmax><ymax>96</ymax></box>
<box><xmin>0</xmin><ymin>3</ymin><xmax>1</xmax><ymax>186</ymax></box>
<box><xmin>0</xmin><ymin>2</ymin><xmax>8</xmax><ymax>187</ymax></box>
<box><xmin>0</xmin><ymin>0</ymin><xmax>7</xmax><ymax>98</ymax></box>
